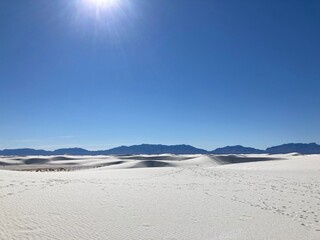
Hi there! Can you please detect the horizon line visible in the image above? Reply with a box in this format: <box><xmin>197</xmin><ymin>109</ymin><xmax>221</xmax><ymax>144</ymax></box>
<box><xmin>0</xmin><ymin>142</ymin><xmax>319</xmax><ymax>152</ymax></box>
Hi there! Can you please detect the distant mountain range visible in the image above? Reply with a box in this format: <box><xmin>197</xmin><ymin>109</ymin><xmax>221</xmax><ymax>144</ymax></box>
<box><xmin>0</xmin><ymin>143</ymin><xmax>320</xmax><ymax>156</ymax></box>
<box><xmin>99</xmin><ymin>144</ymin><xmax>208</xmax><ymax>155</ymax></box>
<box><xmin>211</xmin><ymin>145</ymin><xmax>264</xmax><ymax>154</ymax></box>
<box><xmin>266</xmin><ymin>143</ymin><xmax>320</xmax><ymax>154</ymax></box>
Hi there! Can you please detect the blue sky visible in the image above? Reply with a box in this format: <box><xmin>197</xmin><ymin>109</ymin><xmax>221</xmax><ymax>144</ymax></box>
<box><xmin>0</xmin><ymin>0</ymin><xmax>319</xmax><ymax>150</ymax></box>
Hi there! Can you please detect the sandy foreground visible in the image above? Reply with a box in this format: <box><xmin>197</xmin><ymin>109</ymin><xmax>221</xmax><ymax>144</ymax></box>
<box><xmin>0</xmin><ymin>154</ymin><xmax>319</xmax><ymax>240</ymax></box>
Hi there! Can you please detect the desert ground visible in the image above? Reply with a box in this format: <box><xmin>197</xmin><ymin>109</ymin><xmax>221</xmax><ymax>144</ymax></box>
<box><xmin>0</xmin><ymin>153</ymin><xmax>319</xmax><ymax>240</ymax></box>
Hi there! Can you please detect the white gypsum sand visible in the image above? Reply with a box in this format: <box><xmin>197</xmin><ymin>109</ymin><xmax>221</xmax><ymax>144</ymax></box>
<box><xmin>0</xmin><ymin>154</ymin><xmax>319</xmax><ymax>239</ymax></box>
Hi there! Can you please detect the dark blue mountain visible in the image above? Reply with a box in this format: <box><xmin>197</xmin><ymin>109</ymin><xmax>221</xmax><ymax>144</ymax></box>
<box><xmin>101</xmin><ymin>144</ymin><xmax>208</xmax><ymax>155</ymax></box>
<box><xmin>266</xmin><ymin>143</ymin><xmax>320</xmax><ymax>154</ymax></box>
<box><xmin>211</xmin><ymin>145</ymin><xmax>264</xmax><ymax>154</ymax></box>
<box><xmin>52</xmin><ymin>148</ymin><xmax>91</xmax><ymax>155</ymax></box>
<box><xmin>0</xmin><ymin>148</ymin><xmax>50</xmax><ymax>156</ymax></box>
<box><xmin>1</xmin><ymin>143</ymin><xmax>320</xmax><ymax>156</ymax></box>
<box><xmin>0</xmin><ymin>144</ymin><xmax>208</xmax><ymax>156</ymax></box>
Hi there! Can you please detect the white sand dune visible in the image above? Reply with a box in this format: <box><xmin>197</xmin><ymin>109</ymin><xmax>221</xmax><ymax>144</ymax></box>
<box><xmin>0</xmin><ymin>154</ymin><xmax>319</xmax><ymax>239</ymax></box>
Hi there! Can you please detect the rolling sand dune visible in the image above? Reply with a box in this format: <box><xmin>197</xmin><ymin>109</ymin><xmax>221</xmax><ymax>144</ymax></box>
<box><xmin>0</xmin><ymin>154</ymin><xmax>319</xmax><ymax>239</ymax></box>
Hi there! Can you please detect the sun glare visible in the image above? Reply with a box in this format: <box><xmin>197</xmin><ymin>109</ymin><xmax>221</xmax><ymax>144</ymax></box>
<box><xmin>85</xmin><ymin>0</ymin><xmax>118</xmax><ymax>9</ymax></box>
<box><xmin>76</xmin><ymin>0</ymin><xmax>131</xmax><ymax>39</ymax></box>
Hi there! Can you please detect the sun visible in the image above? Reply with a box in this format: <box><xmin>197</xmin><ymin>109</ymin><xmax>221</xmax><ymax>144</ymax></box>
<box><xmin>77</xmin><ymin>0</ymin><xmax>128</xmax><ymax>34</ymax></box>
<box><xmin>85</xmin><ymin>0</ymin><xmax>118</xmax><ymax>9</ymax></box>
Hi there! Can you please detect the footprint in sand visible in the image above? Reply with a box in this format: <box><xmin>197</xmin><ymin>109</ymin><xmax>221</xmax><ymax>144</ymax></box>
<box><xmin>142</xmin><ymin>224</ymin><xmax>152</xmax><ymax>228</ymax></box>
<box><xmin>238</xmin><ymin>215</ymin><xmax>252</xmax><ymax>221</ymax></box>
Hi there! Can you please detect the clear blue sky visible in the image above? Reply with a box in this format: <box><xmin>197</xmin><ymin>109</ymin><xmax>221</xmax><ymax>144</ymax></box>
<box><xmin>0</xmin><ymin>0</ymin><xmax>319</xmax><ymax>150</ymax></box>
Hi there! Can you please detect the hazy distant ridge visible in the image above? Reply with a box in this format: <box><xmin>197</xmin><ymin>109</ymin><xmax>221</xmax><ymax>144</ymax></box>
<box><xmin>266</xmin><ymin>143</ymin><xmax>320</xmax><ymax>154</ymax></box>
<box><xmin>210</xmin><ymin>145</ymin><xmax>264</xmax><ymax>154</ymax></box>
<box><xmin>1</xmin><ymin>143</ymin><xmax>320</xmax><ymax>156</ymax></box>
<box><xmin>97</xmin><ymin>144</ymin><xmax>208</xmax><ymax>155</ymax></box>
